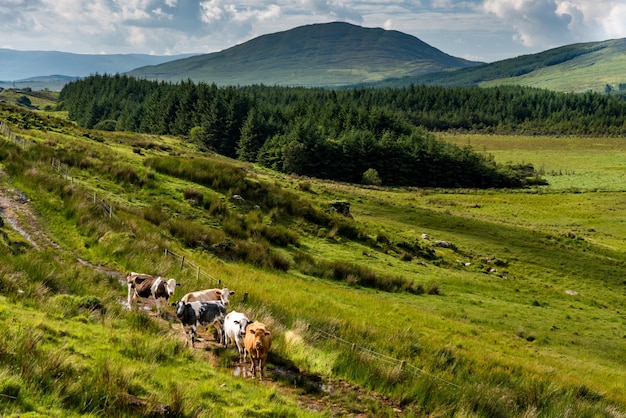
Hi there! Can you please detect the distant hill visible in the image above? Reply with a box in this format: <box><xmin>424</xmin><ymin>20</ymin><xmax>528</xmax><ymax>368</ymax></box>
<box><xmin>373</xmin><ymin>38</ymin><xmax>626</xmax><ymax>93</ymax></box>
<box><xmin>0</xmin><ymin>75</ymin><xmax>79</xmax><ymax>92</ymax></box>
<box><xmin>127</xmin><ymin>22</ymin><xmax>480</xmax><ymax>87</ymax></box>
<box><xmin>0</xmin><ymin>49</ymin><xmax>197</xmax><ymax>81</ymax></box>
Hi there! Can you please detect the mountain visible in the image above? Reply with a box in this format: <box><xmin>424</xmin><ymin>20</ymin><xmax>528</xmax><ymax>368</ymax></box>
<box><xmin>127</xmin><ymin>21</ymin><xmax>480</xmax><ymax>87</ymax></box>
<box><xmin>0</xmin><ymin>49</ymin><xmax>197</xmax><ymax>81</ymax></box>
<box><xmin>0</xmin><ymin>75</ymin><xmax>79</xmax><ymax>92</ymax></box>
<box><xmin>373</xmin><ymin>38</ymin><xmax>626</xmax><ymax>93</ymax></box>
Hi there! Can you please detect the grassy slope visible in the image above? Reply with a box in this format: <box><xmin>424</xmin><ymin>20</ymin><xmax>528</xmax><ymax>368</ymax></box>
<box><xmin>479</xmin><ymin>40</ymin><xmax>626</xmax><ymax>92</ymax></box>
<box><xmin>377</xmin><ymin>38</ymin><xmax>626</xmax><ymax>93</ymax></box>
<box><xmin>1</xmin><ymin>106</ymin><xmax>626</xmax><ymax>416</ymax></box>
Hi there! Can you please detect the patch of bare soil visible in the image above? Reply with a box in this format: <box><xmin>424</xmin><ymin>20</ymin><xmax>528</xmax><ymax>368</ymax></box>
<box><xmin>0</xmin><ymin>171</ymin><xmax>59</xmax><ymax>250</ymax></box>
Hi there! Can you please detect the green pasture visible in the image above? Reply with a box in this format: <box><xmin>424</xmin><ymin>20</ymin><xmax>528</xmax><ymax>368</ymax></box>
<box><xmin>1</xmin><ymin>112</ymin><xmax>625</xmax><ymax>416</ymax></box>
<box><xmin>440</xmin><ymin>133</ymin><xmax>626</xmax><ymax>192</ymax></box>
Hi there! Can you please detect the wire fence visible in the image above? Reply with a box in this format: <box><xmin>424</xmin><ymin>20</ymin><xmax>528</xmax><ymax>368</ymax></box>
<box><xmin>164</xmin><ymin>245</ymin><xmax>459</xmax><ymax>387</ymax></box>
<box><xmin>0</xmin><ymin>121</ymin><xmax>29</xmax><ymax>148</ymax></box>
<box><xmin>3</xmin><ymin>118</ymin><xmax>459</xmax><ymax>389</ymax></box>
<box><xmin>1</xmin><ymin>120</ymin><xmax>115</xmax><ymax>218</ymax></box>
<box><xmin>50</xmin><ymin>157</ymin><xmax>114</xmax><ymax>218</ymax></box>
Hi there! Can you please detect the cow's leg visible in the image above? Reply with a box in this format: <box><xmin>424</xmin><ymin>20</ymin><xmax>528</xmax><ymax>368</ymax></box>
<box><xmin>154</xmin><ymin>297</ymin><xmax>164</xmax><ymax>315</ymax></box>
<box><xmin>190</xmin><ymin>325</ymin><xmax>197</xmax><ymax>347</ymax></box>
<box><xmin>259</xmin><ymin>358</ymin><xmax>265</xmax><ymax>380</ymax></box>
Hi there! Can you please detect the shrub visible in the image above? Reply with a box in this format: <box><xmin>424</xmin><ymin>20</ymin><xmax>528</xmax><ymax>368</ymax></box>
<box><xmin>362</xmin><ymin>168</ymin><xmax>382</xmax><ymax>186</ymax></box>
<box><xmin>167</xmin><ymin>218</ymin><xmax>224</xmax><ymax>249</ymax></box>
<box><xmin>261</xmin><ymin>225</ymin><xmax>299</xmax><ymax>247</ymax></box>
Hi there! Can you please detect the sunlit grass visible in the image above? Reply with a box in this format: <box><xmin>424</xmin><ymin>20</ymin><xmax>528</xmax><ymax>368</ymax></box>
<box><xmin>2</xmin><ymin>117</ymin><xmax>626</xmax><ymax>415</ymax></box>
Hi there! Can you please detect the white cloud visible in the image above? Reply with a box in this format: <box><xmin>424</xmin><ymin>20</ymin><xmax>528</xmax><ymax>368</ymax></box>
<box><xmin>603</xmin><ymin>4</ymin><xmax>626</xmax><ymax>38</ymax></box>
<box><xmin>483</xmin><ymin>0</ymin><xmax>624</xmax><ymax>49</ymax></box>
<box><xmin>0</xmin><ymin>0</ymin><xmax>623</xmax><ymax>59</ymax></box>
<box><xmin>303</xmin><ymin>0</ymin><xmax>363</xmax><ymax>22</ymax></box>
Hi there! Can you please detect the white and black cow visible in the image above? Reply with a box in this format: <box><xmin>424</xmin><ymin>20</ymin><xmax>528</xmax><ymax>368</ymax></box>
<box><xmin>126</xmin><ymin>272</ymin><xmax>178</xmax><ymax>315</ymax></box>
<box><xmin>173</xmin><ymin>300</ymin><xmax>226</xmax><ymax>347</ymax></box>
<box><xmin>224</xmin><ymin>310</ymin><xmax>251</xmax><ymax>363</ymax></box>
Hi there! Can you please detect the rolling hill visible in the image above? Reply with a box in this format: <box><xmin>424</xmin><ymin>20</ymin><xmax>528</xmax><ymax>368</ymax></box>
<box><xmin>127</xmin><ymin>21</ymin><xmax>480</xmax><ymax>87</ymax></box>
<box><xmin>374</xmin><ymin>38</ymin><xmax>626</xmax><ymax>93</ymax></box>
<box><xmin>0</xmin><ymin>49</ymin><xmax>196</xmax><ymax>82</ymax></box>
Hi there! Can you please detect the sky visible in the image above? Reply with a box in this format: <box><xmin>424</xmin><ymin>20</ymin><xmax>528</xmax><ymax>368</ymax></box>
<box><xmin>1</xmin><ymin>0</ymin><xmax>625</xmax><ymax>63</ymax></box>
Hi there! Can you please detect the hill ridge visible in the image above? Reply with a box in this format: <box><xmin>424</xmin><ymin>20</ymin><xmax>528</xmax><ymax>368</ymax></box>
<box><xmin>128</xmin><ymin>21</ymin><xmax>480</xmax><ymax>87</ymax></box>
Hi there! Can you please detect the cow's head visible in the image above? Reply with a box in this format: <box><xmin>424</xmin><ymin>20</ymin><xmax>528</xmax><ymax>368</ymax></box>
<box><xmin>173</xmin><ymin>300</ymin><xmax>186</xmax><ymax>318</ymax></box>
<box><xmin>215</xmin><ymin>288</ymin><xmax>235</xmax><ymax>305</ymax></box>
<box><xmin>236</xmin><ymin>317</ymin><xmax>251</xmax><ymax>338</ymax></box>
<box><xmin>248</xmin><ymin>326</ymin><xmax>270</xmax><ymax>349</ymax></box>
<box><xmin>165</xmin><ymin>279</ymin><xmax>178</xmax><ymax>296</ymax></box>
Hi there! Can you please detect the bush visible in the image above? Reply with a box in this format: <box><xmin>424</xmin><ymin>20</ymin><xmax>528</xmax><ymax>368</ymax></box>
<box><xmin>362</xmin><ymin>168</ymin><xmax>382</xmax><ymax>186</ymax></box>
<box><xmin>261</xmin><ymin>225</ymin><xmax>299</xmax><ymax>247</ymax></box>
<box><xmin>167</xmin><ymin>218</ymin><xmax>224</xmax><ymax>249</ymax></box>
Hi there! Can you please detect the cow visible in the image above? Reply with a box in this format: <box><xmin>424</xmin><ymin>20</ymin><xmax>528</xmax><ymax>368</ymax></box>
<box><xmin>224</xmin><ymin>311</ymin><xmax>251</xmax><ymax>363</ymax></box>
<box><xmin>180</xmin><ymin>287</ymin><xmax>235</xmax><ymax>306</ymax></box>
<box><xmin>173</xmin><ymin>300</ymin><xmax>226</xmax><ymax>347</ymax></box>
<box><xmin>244</xmin><ymin>322</ymin><xmax>272</xmax><ymax>380</ymax></box>
<box><xmin>126</xmin><ymin>272</ymin><xmax>178</xmax><ymax>315</ymax></box>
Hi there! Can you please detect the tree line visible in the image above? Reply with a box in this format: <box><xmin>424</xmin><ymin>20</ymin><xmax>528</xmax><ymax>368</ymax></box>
<box><xmin>58</xmin><ymin>74</ymin><xmax>626</xmax><ymax>187</ymax></box>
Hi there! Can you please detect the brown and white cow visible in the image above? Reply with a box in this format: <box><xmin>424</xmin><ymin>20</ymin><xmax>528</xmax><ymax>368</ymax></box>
<box><xmin>244</xmin><ymin>322</ymin><xmax>272</xmax><ymax>380</ymax></box>
<box><xmin>126</xmin><ymin>272</ymin><xmax>178</xmax><ymax>315</ymax></box>
<box><xmin>180</xmin><ymin>287</ymin><xmax>235</xmax><ymax>305</ymax></box>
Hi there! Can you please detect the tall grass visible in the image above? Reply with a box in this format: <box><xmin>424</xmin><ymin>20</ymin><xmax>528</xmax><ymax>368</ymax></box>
<box><xmin>2</xmin><ymin>111</ymin><xmax>626</xmax><ymax>415</ymax></box>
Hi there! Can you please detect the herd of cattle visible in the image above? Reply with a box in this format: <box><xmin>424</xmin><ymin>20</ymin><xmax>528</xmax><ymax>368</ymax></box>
<box><xmin>126</xmin><ymin>272</ymin><xmax>272</xmax><ymax>379</ymax></box>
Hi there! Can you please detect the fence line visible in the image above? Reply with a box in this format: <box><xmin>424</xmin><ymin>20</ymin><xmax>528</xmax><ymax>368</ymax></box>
<box><xmin>311</xmin><ymin>325</ymin><xmax>458</xmax><ymax>387</ymax></box>
<box><xmin>163</xmin><ymin>248</ymin><xmax>223</xmax><ymax>286</ymax></box>
<box><xmin>1</xmin><ymin>120</ymin><xmax>115</xmax><ymax>218</ymax></box>
<box><xmin>50</xmin><ymin>157</ymin><xmax>114</xmax><ymax>218</ymax></box>
<box><xmin>3</xmin><ymin>118</ymin><xmax>458</xmax><ymax>389</ymax></box>
<box><xmin>0</xmin><ymin>120</ymin><xmax>29</xmax><ymax>148</ymax></box>
<box><xmin>161</xmin><ymin>247</ymin><xmax>457</xmax><ymax>385</ymax></box>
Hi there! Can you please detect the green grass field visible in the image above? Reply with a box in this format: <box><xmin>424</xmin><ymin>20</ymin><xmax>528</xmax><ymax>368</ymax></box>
<box><xmin>1</xmin><ymin>106</ymin><xmax>625</xmax><ymax>416</ymax></box>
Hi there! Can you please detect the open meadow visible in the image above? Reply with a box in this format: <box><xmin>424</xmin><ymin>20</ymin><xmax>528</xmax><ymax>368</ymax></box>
<box><xmin>0</xmin><ymin>104</ymin><xmax>625</xmax><ymax>416</ymax></box>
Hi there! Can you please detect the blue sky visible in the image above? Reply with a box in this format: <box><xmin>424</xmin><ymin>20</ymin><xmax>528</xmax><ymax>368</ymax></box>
<box><xmin>1</xmin><ymin>0</ymin><xmax>625</xmax><ymax>62</ymax></box>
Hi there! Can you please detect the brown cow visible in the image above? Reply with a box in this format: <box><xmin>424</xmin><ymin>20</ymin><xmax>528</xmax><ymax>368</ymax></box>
<box><xmin>244</xmin><ymin>322</ymin><xmax>272</xmax><ymax>380</ymax></box>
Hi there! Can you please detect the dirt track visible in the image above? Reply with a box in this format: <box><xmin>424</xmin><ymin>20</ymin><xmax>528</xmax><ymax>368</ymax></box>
<box><xmin>0</xmin><ymin>169</ymin><xmax>403</xmax><ymax>417</ymax></box>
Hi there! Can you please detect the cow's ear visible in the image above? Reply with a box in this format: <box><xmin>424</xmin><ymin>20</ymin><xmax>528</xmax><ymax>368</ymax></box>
<box><xmin>215</xmin><ymin>290</ymin><xmax>222</xmax><ymax>296</ymax></box>
<box><xmin>230</xmin><ymin>291</ymin><xmax>236</xmax><ymax>295</ymax></box>
<box><xmin>265</xmin><ymin>331</ymin><xmax>271</xmax><ymax>336</ymax></box>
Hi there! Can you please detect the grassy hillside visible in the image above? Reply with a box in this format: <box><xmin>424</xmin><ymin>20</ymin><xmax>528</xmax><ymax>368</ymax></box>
<box><xmin>0</xmin><ymin>88</ymin><xmax>59</xmax><ymax>110</ymax></box>
<box><xmin>376</xmin><ymin>38</ymin><xmax>626</xmax><ymax>94</ymax></box>
<box><xmin>128</xmin><ymin>22</ymin><xmax>479</xmax><ymax>87</ymax></box>
<box><xmin>1</xmin><ymin>103</ymin><xmax>625</xmax><ymax>416</ymax></box>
